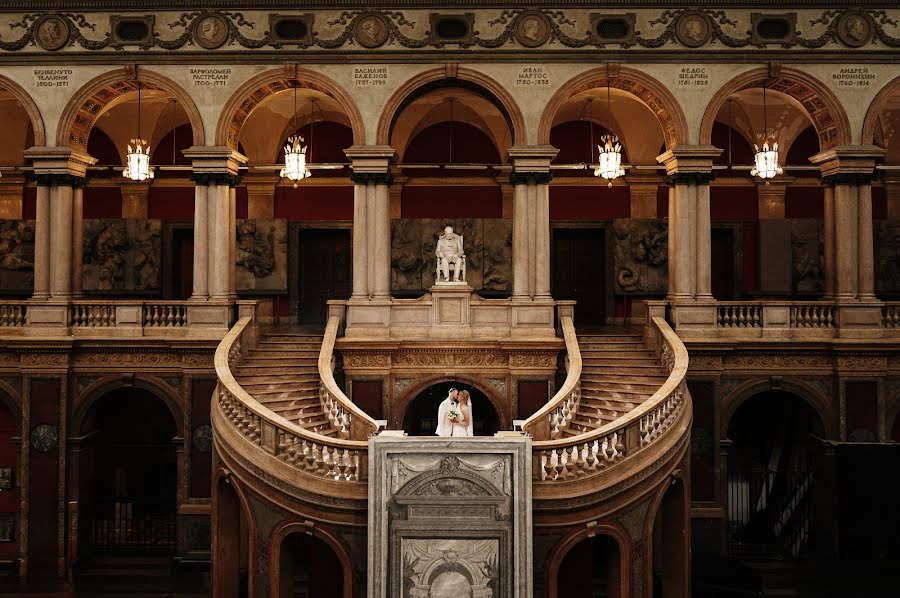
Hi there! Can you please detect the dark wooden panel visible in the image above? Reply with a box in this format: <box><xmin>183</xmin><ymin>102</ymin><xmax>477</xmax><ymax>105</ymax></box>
<box><xmin>190</xmin><ymin>378</ymin><xmax>216</xmax><ymax>499</ymax></box>
<box><xmin>552</xmin><ymin>229</ymin><xmax>606</xmax><ymax>326</ymax></box>
<box><xmin>352</xmin><ymin>381</ymin><xmax>383</xmax><ymax>420</ymax></box>
<box><xmin>29</xmin><ymin>378</ymin><xmax>59</xmax><ymax>580</ymax></box>
<box><xmin>299</xmin><ymin>229</ymin><xmax>352</xmax><ymax>326</ymax></box>
<box><xmin>687</xmin><ymin>380</ymin><xmax>716</xmax><ymax>503</ymax></box>
<box><xmin>517</xmin><ymin>381</ymin><xmax>548</xmax><ymax>421</ymax></box>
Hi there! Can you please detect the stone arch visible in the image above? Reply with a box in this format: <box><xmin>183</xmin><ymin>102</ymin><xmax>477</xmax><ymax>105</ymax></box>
<box><xmin>216</xmin><ymin>66</ymin><xmax>366</xmax><ymax>150</ymax></box>
<box><xmin>720</xmin><ymin>377</ymin><xmax>833</xmax><ymax>441</ymax></box>
<box><xmin>644</xmin><ymin>475</ymin><xmax>690</xmax><ymax>598</ymax></box>
<box><xmin>377</xmin><ymin>67</ymin><xmax>527</xmax><ymax>147</ymax></box>
<box><xmin>538</xmin><ymin>66</ymin><xmax>689</xmax><ymax>149</ymax></box>
<box><xmin>544</xmin><ymin>522</ymin><xmax>631</xmax><ymax>598</ymax></box>
<box><xmin>214</xmin><ymin>467</ymin><xmax>258</xmax><ymax>598</ymax></box>
<box><xmin>701</xmin><ymin>66</ymin><xmax>852</xmax><ymax>151</ymax></box>
<box><xmin>57</xmin><ymin>67</ymin><xmax>204</xmax><ymax>151</ymax></box>
<box><xmin>0</xmin><ymin>379</ymin><xmax>22</xmax><ymax>427</ymax></box>
<box><xmin>862</xmin><ymin>74</ymin><xmax>900</xmax><ymax>146</ymax></box>
<box><xmin>269</xmin><ymin>519</ymin><xmax>354</xmax><ymax>598</ymax></box>
<box><xmin>0</xmin><ymin>74</ymin><xmax>45</xmax><ymax>147</ymax></box>
<box><xmin>72</xmin><ymin>373</ymin><xmax>185</xmax><ymax>438</ymax></box>
<box><xmin>394</xmin><ymin>373</ymin><xmax>509</xmax><ymax>432</ymax></box>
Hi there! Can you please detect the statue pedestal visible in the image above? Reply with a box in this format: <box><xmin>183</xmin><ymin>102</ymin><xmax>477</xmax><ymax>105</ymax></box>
<box><xmin>430</xmin><ymin>283</ymin><xmax>474</xmax><ymax>330</ymax></box>
<box><xmin>368</xmin><ymin>435</ymin><xmax>532</xmax><ymax>598</ymax></box>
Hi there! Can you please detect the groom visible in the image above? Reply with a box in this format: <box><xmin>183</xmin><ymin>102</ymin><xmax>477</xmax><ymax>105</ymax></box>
<box><xmin>435</xmin><ymin>388</ymin><xmax>460</xmax><ymax>437</ymax></box>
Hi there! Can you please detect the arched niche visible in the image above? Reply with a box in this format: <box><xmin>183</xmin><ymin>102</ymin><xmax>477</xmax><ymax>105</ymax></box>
<box><xmin>398</xmin><ymin>378</ymin><xmax>504</xmax><ymax>436</ymax></box>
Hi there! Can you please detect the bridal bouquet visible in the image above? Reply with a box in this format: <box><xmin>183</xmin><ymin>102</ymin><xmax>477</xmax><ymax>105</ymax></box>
<box><xmin>447</xmin><ymin>408</ymin><xmax>462</xmax><ymax>422</ymax></box>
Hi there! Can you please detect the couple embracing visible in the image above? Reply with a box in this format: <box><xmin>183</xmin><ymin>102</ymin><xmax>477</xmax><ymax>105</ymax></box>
<box><xmin>435</xmin><ymin>387</ymin><xmax>474</xmax><ymax>437</ymax></box>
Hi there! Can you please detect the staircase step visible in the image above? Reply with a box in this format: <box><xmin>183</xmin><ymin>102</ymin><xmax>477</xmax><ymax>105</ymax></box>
<box><xmin>236</xmin><ymin>375</ymin><xmax>319</xmax><ymax>385</ymax></box>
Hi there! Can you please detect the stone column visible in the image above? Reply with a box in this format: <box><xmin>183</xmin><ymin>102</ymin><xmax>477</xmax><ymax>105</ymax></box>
<box><xmin>822</xmin><ymin>185</ymin><xmax>835</xmax><ymax>299</ymax></box>
<box><xmin>24</xmin><ymin>147</ymin><xmax>96</xmax><ymax>304</ymax></box>
<box><xmin>657</xmin><ymin>146</ymin><xmax>721</xmax><ymax>334</ymax></box>
<box><xmin>345</xmin><ymin>145</ymin><xmax>396</xmax><ymax>301</ymax></box>
<box><xmin>184</xmin><ymin>146</ymin><xmax>247</xmax><ymax>328</ymax></box>
<box><xmin>832</xmin><ymin>181</ymin><xmax>859</xmax><ymax>300</ymax></box>
<box><xmin>32</xmin><ymin>182</ymin><xmax>51</xmax><ymax>300</ymax></box>
<box><xmin>857</xmin><ymin>180</ymin><xmax>876</xmax><ymax>300</ymax></box>
<box><xmin>508</xmin><ymin>146</ymin><xmax>558</xmax><ymax>301</ymax></box>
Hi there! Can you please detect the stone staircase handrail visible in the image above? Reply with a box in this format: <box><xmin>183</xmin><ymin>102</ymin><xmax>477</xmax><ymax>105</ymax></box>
<box><xmin>213</xmin><ymin>315</ymin><xmax>369</xmax><ymax>490</ymax></box>
<box><xmin>531</xmin><ymin>316</ymin><xmax>690</xmax><ymax>483</ymax></box>
<box><xmin>0</xmin><ymin>301</ymin><xmax>27</xmax><ymax>327</ymax></box>
<box><xmin>520</xmin><ymin>314</ymin><xmax>581</xmax><ymax>441</ymax></box>
<box><xmin>319</xmin><ymin>310</ymin><xmax>380</xmax><ymax>440</ymax></box>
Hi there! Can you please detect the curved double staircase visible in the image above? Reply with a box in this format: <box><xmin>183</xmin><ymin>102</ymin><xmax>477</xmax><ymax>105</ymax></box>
<box><xmin>212</xmin><ymin>303</ymin><xmax>690</xmax><ymax>505</ymax></box>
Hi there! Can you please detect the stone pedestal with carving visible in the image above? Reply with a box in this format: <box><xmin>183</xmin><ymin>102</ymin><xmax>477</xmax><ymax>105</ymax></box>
<box><xmin>369</xmin><ymin>435</ymin><xmax>532</xmax><ymax>598</ymax></box>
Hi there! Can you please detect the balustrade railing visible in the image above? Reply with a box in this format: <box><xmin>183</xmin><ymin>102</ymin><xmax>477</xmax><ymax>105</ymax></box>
<box><xmin>789</xmin><ymin>303</ymin><xmax>834</xmax><ymax>328</ymax></box>
<box><xmin>213</xmin><ymin>313</ymin><xmax>369</xmax><ymax>489</ymax></box>
<box><xmin>0</xmin><ymin>302</ymin><xmax>26</xmax><ymax>327</ymax></box>
<box><xmin>521</xmin><ymin>313</ymin><xmax>581</xmax><ymax>441</ymax></box>
<box><xmin>68</xmin><ymin>300</ymin><xmax>190</xmax><ymax>329</ymax></box>
<box><xmin>717</xmin><ymin>303</ymin><xmax>761</xmax><ymax>328</ymax></box>
<box><xmin>532</xmin><ymin>316</ymin><xmax>690</xmax><ymax>483</ymax></box>
<box><xmin>712</xmin><ymin>301</ymin><xmax>838</xmax><ymax>333</ymax></box>
<box><xmin>71</xmin><ymin>302</ymin><xmax>116</xmax><ymax>327</ymax></box>
<box><xmin>142</xmin><ymin>302</ymin><xmax>188</xmax><ymax>327</ymax></box>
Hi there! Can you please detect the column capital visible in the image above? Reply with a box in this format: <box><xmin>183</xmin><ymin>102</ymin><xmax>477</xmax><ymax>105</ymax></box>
<box><xmin>509</xmin><ymin>171</ymin><xmax>552</xmax><ymax>185</ymax></box>
<box><xmin>507</xmin><ymin>145</ymin><xmax>559</xmax><ymax>169</ymax></box>
<box><xmin>657</xmin><ymin>144</ymin><xmax>722</xmax><ymax>178</ymax></box>
<box><xmin>183</xmin><ymin>145</ymin><xmax>247</xmax><ymax>181</ymax></box>
<box><xmin>344</xmin><ymin>145</ymin><xmax>396</xmax><ymax>175</ymax></box>
<box><xmin>810</xmin><ymin>145</ymin><xmax>884</xmax><ymax>181</ymax></box>
<box><xmin>24</xmin><ymin>146</ymin><xmax>96</xmax><ymax>182</ymax></box>
<box><xmin>350</xmin><ymin>172</ymin><xmax>393</xmax><ymax>185</ymax></box>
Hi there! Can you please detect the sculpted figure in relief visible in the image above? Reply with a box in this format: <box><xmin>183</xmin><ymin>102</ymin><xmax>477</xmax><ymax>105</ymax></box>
<box><xmin>435</xmin><ymin>226</ymin><xmax>466</xmax><ymax>283</ymax></box>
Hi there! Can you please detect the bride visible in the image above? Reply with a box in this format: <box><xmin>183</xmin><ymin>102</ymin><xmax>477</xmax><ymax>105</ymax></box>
<box><xmin>435</xmin><ymin>389</ymin><xmax>474</xmax><ymax>437</ymax></box>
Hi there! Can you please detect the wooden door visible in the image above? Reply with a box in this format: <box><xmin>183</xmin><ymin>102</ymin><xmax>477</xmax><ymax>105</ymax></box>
<box><xmin>711</xmin><ymin>228</ymin><xmax>735</xmax><ymax>300</ymax></box>
<box><xmin>171</xmin><ymin>228</ymin><xmax>194</xmax><ymax>300</ymax></box>
<box><xmin>299</xmin><ymin>229</ymin><xmax>351</xmax><ymax>326</ymax></box>
<box><xmin>552</xmin><ymin>228</ymin><xmax>606</xmax><ymax>326</ymax></box>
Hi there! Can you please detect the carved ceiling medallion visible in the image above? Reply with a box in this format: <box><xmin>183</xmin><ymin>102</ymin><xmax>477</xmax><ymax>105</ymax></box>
<box><xmin>675</xmin><ymin>11</ymin><xmax>712</xmax><ymax>48</ymax></box>
<box><xmin>514</xmin><ymin>11</ymin><xmax>551</xmax><ymax>48</ymax></box>
<box><xmin>353</xmin><ymin>13</ymin><xmax>390</xmax><ymax>49</ymax></box>
<box><xmin>33</xmin><ymin>15</ymin><xmax>70</xmax><ymax>51</ymax></box>
<box><xmin>193</xmin><ymin>13</ymin><xmax>229</xmax><ymax>49</ymax></box>
<box><xmin>31</xmin><ymin>424</ymin><xmax>58</xmax><ymax>453</ymax></box>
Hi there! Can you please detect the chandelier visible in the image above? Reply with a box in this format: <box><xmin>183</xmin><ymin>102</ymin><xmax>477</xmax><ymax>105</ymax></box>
<box><xmin>123</xmin><ymin>82</ymin><xmax>154</xmax><ymax>181</ymax></box>
<box><xmin>751</xmin><ymin>81</ymin><xmax>783</xmax><ymax>181</ymax></box>
<box><xmin>593</xmin><ymin>80</ymin><xmax>624</xmax><ymax>187</ymax></box>
<box><xmin>280</xmin><ymin>82</ymin><xmax>310</xmax><ymax>187</ymax></box>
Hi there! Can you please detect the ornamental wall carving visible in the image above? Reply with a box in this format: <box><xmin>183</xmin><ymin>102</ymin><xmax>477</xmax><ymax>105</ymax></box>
<box><xmin>1</xmin><ymin>8</ymin><xmax>899</xmax><ymax>54</ymax></box>
<box><xmin>342</xmin><ymin>348</ymin><xmax>558</xmax><ymax>372</ymax></box>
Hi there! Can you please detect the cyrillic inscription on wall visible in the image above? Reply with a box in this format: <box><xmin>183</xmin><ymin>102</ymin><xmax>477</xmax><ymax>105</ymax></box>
<box><xmin>516</xmin><ymin>66</ymin><xmax>550</xmax><ymax>87</ymax></box>
<box><xmin>33</xmin><ymin>68</ymin><xmax>71</xmax><ymax>89</ymax></box>
<box><xmin>831</xmin><ymin>67</ymin><xmax>876</xmax><ymax>89</ymax></box>
<box><xmin>675</xmin><ymin>66</ymin><xmax>709</xmax><ymax>88</ymax></box>
<box><xmin>354</xmin><ymin>66</ymin><xmax>389</xmax><ymax>87</ymax></box>
<box><xmin>191</xmin><ymin>67</ymin><xmax>231</xmax><ymax>88</ymax></box>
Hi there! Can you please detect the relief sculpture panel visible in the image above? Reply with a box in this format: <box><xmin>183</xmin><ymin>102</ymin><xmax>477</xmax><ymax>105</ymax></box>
<box><xmin>613</xmin><ymin>219</ymin><xmax>667</xmax><ymax>294</ymax></box>
<box><xmin>82</xmin><ymin>219</ymin><xmax>161</xmax><ymax>291</ymax></box>
<box><xmin>792</xmin><ymin>219</ymin><xmax>824</xmax><ymax>294</ymax></box>
<box><xmin>0</xmin><ymin>220</ymin><xmax>34</xmax><ymax>292</ymax></box>
<box><xmin>236</xmin><ymin>219</ymin><xmax>287</xmax><ymax>291</ymax></box>
<box><xmin>392</xmin><ymin>218</ymin><xmax>512</xmax><ymax>294</ymax></box>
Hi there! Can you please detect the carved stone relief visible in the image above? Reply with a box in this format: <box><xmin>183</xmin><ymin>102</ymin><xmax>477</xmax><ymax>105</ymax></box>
<box><xmin>613</xmin><ymin>219</ymin><xmax>667</xmax><ymax>294</ymax></box>
<box><xmin>791</xmin><ymin>219</ymin><xmax>824</xmax><ymax>294</ymax></box>
<box><xmin>0</xmin><ymin>220</ymin><xmax>34</xmax><ymax>292</ymax></box>
<box><xmin>875</xmin><ymin>220</ymin><xmax>900</xmax><ymax>295</ymax></box>
<box><xmin>82</xmin><ymin>219</ymin><xmax>161</xmax><ymax>291</ymax></box>
<box><xmin>392</xmin><ymin>219</ymin><xmax>511</xmax><ymax>293</ymax></box>
<box><xmin>236</xmin><ymin>219</ymin><xmax>287</xmax><ymax>291</ymax></box>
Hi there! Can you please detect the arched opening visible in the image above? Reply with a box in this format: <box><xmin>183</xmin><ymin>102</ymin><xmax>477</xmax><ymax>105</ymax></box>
<box><xmin>706</xmin><ymin>87</ymin><xmax>825</xmax><ymax>301</ymax></box>
<box><xmin>77</xmin><ymin>387</ymin><xmax>178</xmax><ymax>554</ymax></box>
<box><xmin>892</xmin><ymin>409</ymin><xmax>900</xmax><ymax>443</ymax></box>
<box><xmin>402</xmin><ymin>381</ymin><xmax>500</xmax><ymax>436</ymax></box>
<box><xmin>0</xmin><ymin>82</ymin><xmax>40</xmax><ymax>298</ymax></box>
<box><xmin>277</xmin><ymin>531</ymin><xmax>344</xmax><ymax>598</ymax></box>
<box><xmin>652</xmin><ymin>479</ymin><xmax>688</xmax><ymax>598</ymax></box>
<box><xmin>386</xmin><ymin>76</ymin><xmax>517</xmax><ymax>298</ymax></box>
<box><xmin>214</xmin><ymin>476</ymin><xmax>250</xmax><ymax>598</ymax></box>
<box><xmin>725</xmin><ymin>391</ymin><xmax>824</xmax><ymax>559</ymax></box>
<box><xmin>866</xmin><ymin>81</ymin><xmax>900</xmax><ymax>299</ymax></box>
<box><xmin>546</xmin><ymin>83</ymin><xmax>669</xmax><ymax>325</ymax></box>
<box><xmin>222</xmin><ymin>71</ymin><xmax>362</xmax><ymax>323</ymax></box>
<box><xmin>556</xmin><ymin>534</ymin><xmax>622</xmax><ymax>598</ymax></box>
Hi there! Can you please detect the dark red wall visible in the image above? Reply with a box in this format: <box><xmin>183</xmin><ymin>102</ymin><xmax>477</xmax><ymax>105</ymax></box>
<box><xmin>711</xmin><ymin>187</ymin><xmax>758</xmax><ymax>221</ymax></box>
<box><xmin>785</xmin><ymin>186</ymin><xmax>824</xmax><ymax>219</ymax></box>
<box><xmin>190</xmin><ymin>379</ymin><xmax>216</xmax><ymax>499</ymax></box>
<box><xmin>83</xmin><ymin>187</ymin><xmax>123</xmax><ymax>219</ymax></box>
<box><xmin>28</xmin><ymin>379</ymin><xmax>59</xmax><ymax>580</ymax></box>
<box><xmin>22</xmin><ymin>186</ymin><xmax>36</xmax><ymax>220</ymax></box>
<box><xmin>0</xmin><ymin>399</ymin><xmax>17</xmax><ymax>559</ymax></box>
<box><xmin>148</xmin><ymin>187</ymin><xmax>195</xmax><ymax>220</ymax></box>
<box><xmin>549</xmin><ymin>185</ymin><xmax>630</xmax><ymax>220</ymax></box>
<box><xmin>550</xmin><ymin>121</ymin><xmax>627</xmax><ymax>165</ymax></box>
<box><xmin>274</xmin><ymin>186</ymin><xmax>353</xmax><ymax>220</ymax></box>
<box><xmin>401</xmin><ymin>186</ymin><xmax>502</xmax><ymax>218</ymax></box>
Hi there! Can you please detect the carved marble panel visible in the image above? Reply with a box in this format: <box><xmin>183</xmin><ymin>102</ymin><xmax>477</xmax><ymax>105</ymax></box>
<box><xmin>875</xmin><ymin>220</ymin><xmax>900</xmax><ymax>295</ymax></box>
<box><xmin>82</xmin><ymin>219</ymin><xmax>161</xmax><ymax>291</ymax></box>
<box><xmin>791</xmin><ymin>219</ymin><xmax>824</xmax><ymax>294</ymax></box>
<box><xmin>0</xmin><ymin>220</ymin><xmax>34</xmax><ymax>292</ymax></box>
<box><xmin>235</xmin><ymin>219</ymin><xmax>287</xmax><ymax>291</ymax></box>
<box><xmin>391</xmin><ymin>218</ymin><xmax>425</xmax><ymax>291</ymax></box>
<box><xmin>613</xmin><ymin>219</ymin><xmax>667</xmax><ymax>294</ymax></box>
<box><xmin>370</xmin><ymin>437</ymin><xmax>532</xmax><ymax>598</ymax></box>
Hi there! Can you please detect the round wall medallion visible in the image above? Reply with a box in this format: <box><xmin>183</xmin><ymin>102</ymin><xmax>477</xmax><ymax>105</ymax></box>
<box><xmin>675</xmin><ymin>12</ymin><xmax>712</xmax><ymax>48</ymax></box>
<box><xmin>31</xmin><ymin>424</ymin><xmax>58</xmax><ymax>453</ymax></box>
<box><xmin>34</xmin><ymin>15</ymin><xmax>70</xmax><ymax>51</ymax></box>
<box><xmin>836</xmin><ymin>11</ymin><xmax>873</xmax><ymax>48</ymax></box>
<box><xmin>514</xmin><ymin>12</ymin><xmax>551</xmax><ymax>48</ymax></box>
<box><xmin>353</xmin><ymin>13</ymin><xmax>390</xmax><ymax>49</ymax></box>
<box><xmin>194</xmin><ymin>14</ymin><xmax>229</xmax><ymax>50</ymax></box>
<box><xmin>192</xmin><ymin>424</ymin><xmax>213</xmax><ymax>453</ymax></box>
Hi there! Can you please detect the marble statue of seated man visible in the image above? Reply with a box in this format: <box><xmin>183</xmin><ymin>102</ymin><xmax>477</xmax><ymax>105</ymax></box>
<box><xmin>435</xmin><ymin>225</ymin><xmax>466</xmax><ymax>283</ymax></box>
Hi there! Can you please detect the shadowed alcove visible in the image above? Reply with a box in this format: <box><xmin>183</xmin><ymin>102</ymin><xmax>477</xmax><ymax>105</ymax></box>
<box><xmin>402</xmin><ymin>381</ymin><xmax>500</xmax><ymax>436</ymax></box>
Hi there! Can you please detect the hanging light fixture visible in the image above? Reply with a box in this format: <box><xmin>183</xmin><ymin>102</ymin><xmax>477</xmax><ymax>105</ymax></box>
<box><xmin>594</xmin><ymin>80</ymin><xmax>624</xmax><ymax>188</ymax></box>
<box><xmin>280</xmin><ymin>81</ymin><xmax>310</xmax><ymax>187</ymax></box>
<box><xmin>751</xmin><ymin>81</ymin><xmax>783</xmax><ymax>181</ymax></box>
<box><xmin>123</xmin><ymin>82</ymin><xmax>154</xmax><ymax>182</ymax></box>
